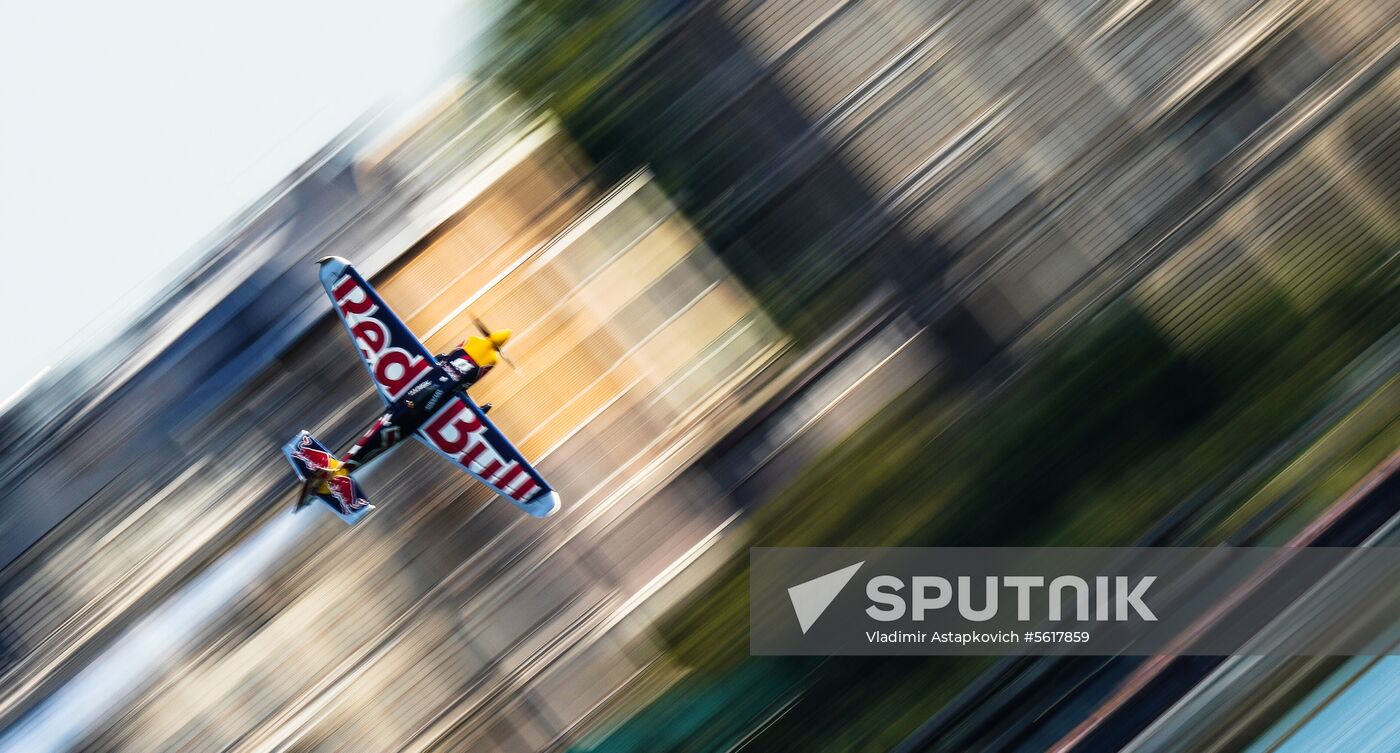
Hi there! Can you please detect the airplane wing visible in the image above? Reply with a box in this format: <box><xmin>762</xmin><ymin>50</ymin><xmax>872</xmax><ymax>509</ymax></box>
<box><xmin>317</xmin><ymin>256</ymin><xmax>437</xmax><ymax>405</ymax></box>
<box><xmin>415</xmin><ymin>392</ymin><xmax>562</xmax><ymax>518</ymax></box>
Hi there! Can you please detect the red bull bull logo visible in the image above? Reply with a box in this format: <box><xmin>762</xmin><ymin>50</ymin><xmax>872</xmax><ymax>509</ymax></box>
<box><xmin>327</xmin><ymin>475</ymin><xmax>369</xmax><ymax>512</ymax></box>
<box><xmin>291</xmin><ymin>435</ymin><xmax>335</xmax><ymax>473</ymax></box>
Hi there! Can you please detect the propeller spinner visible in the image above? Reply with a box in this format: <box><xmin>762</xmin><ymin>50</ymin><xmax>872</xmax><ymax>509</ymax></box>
<box><xmin>472</xmin><ymin>315</ymin><xmax>516</xmax><ymax>370</ymax></box>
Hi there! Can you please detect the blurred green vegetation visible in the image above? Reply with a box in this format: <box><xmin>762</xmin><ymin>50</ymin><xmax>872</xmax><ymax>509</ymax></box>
<box><xmin>1218</xmin><ymin>374</ymin><xmax>1400</xmax><ymax>544</ymax></box>
<box><xmin>577</xmin><ymin>242</ymin><xmax>1398</xmax><ymax>751</ymax></box>
<box><xmin>491</xmin><ymin>0</ymin><xmax>919</xmax><ymax>347</ymax></box>
<box><xmin>493</xmin><ymin>6</ymin><xmax>1400</xmax><ymax>748</ymax></box>
<box><xmin>491</xmin><ymin>0</ymin><xmax>663</xmax><ymax>127</ymax></box>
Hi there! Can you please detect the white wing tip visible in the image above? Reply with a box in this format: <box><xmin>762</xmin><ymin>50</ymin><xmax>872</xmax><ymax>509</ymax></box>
<box><xmin>317</xmin><ymin>257</ymin><xmax>352</xmax><ymax>287</ymax></box>
<box><xmin>528</xmin><ymin>491</ymin><xmax>562</xmax><ymax>518</ymax></box>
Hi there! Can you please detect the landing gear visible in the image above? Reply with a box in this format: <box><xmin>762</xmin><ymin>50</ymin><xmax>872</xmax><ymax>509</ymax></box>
<box><xmin>480</xmin><ymin>402</ymin><xmax>493</xmax><ymax>414</ymax></box>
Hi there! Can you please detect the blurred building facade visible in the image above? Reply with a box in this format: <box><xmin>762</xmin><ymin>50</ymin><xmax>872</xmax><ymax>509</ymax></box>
<box><xmin>563</xmin><ymin>0</ymin><xmax>1399</xmax><ymax>374</ymax></box>
<box><xmin>503</xmin><ymin>0</ymin><xmax>1400</xmax><ymax>748</ymax></box>
<box><xmin>0</xmin><ymin>83</ymin><xmax>785</xmax><ymax>751</ymax></box>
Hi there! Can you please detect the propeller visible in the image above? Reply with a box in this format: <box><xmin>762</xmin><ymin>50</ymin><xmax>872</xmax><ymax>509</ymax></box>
<box><xmin>471</xmin><ymin>314</ymin><xmax>516</xmax><ymax>370</ymax></box>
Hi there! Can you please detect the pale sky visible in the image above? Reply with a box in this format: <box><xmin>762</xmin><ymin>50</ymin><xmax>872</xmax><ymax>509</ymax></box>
<box><xmin>0</xmin><ymin>0</ymin><xmax>484</xmax><ymax>402</ymax></box>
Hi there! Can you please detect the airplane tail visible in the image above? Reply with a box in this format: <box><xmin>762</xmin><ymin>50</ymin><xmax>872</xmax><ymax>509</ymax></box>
<box><xmin>282</xmin><ymin>430</ymin><xmax>375</xmax><ymax>524</ymax></box>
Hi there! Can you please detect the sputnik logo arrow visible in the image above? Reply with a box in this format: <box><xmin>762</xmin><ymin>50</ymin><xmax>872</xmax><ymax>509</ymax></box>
<box><xmin>787</xmin><ymin>561</ymin><xmax>864</xmax><ymax>634</ymax></box>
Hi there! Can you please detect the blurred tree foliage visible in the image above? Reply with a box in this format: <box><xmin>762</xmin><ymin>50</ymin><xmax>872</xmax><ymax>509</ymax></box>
<box><xmin>490</xmin><ymin>1</ymin><xmax>976</xmax><ymax>360</ymax></box>
<box><xmin>581</xmin><ymin>248</ymin><xmax>1399</xmax><ymax>751</ymax></box>
<box><xmin>491</xmin><ymin>0</ymin><xmax>681</xmax><ymax>129</ymax></box>
<box><xmin>490</xmin><ymin>6</ymin><xmax>1400</xmax><ymax>751</ymax></box>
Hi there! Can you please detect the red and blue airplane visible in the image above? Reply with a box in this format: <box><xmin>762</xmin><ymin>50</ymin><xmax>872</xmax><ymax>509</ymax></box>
<box><xmin>282</xmin><ymin>256</ymin><xmax>561</xmax><ymax>524</ymax></box>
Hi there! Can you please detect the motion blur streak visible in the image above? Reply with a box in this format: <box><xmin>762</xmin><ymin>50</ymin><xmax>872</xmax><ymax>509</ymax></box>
<box><xmin>0</xmin><ymin>511</ymin><xmax>311</xmax><ymax>753</ymax></box>
<box><xmin>3</xmin><ymin>0</ymin><xmax>1400</xmax><ymax>750</ymax></box>
<box><xmin>1244</xmin><ymin>657</ymin><xmax>1400</xmax><ymax>752</ymax></box>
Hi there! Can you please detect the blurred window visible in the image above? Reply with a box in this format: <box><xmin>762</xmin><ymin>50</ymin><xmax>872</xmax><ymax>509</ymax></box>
<box><xmin>1093</xmin><ymin>0</ymin><xmax>1207</xmax><ymax>100</ymax></box>
<box><xmin>1176</xmin><ymin>70</ymin><xmax>1275</xmax><ymax>171</ymax></box>
<box><xmin>1263</xmin><ymin>27</ymin><xmax>1334</xmax><ymax>104</ymax></box>
<box><xmin>1174</xmin><ymin>28</ymin><xmax>1336</xmax><ymax>174</ymax></box>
